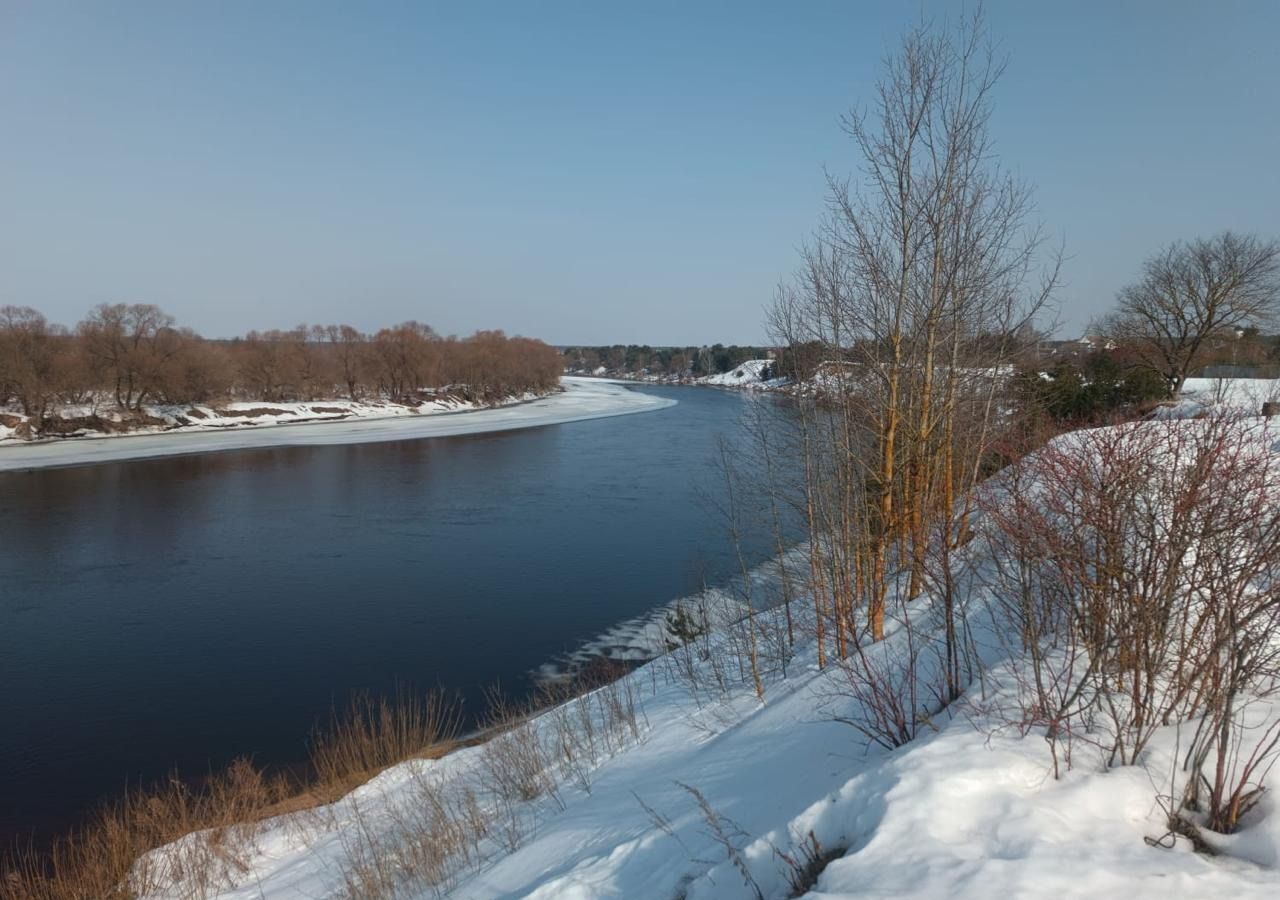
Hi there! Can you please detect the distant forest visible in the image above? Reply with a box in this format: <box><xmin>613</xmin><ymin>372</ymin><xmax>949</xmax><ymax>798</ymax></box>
<box><xmin>562</xmin><ymin>344</ymin><xmax>774</xmax><ymax>378</ymax></box>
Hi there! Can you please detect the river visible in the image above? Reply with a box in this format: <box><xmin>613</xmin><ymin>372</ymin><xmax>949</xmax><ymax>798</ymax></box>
<box><xmin>0</xmin><ymin>384</ymin><xmax>793</xmax><ymax>848</ymax></box>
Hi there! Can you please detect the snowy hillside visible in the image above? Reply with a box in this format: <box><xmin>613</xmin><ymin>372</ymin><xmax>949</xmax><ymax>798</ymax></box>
<box><xmin>134</xmin><ymin>414</ymin><xmax>1280</xmax><ymax>899</ymax></box>
<box><xmin>700</xmin><ymin>359</ymin><xmax>785</xmax><ymax>388</ymax></box>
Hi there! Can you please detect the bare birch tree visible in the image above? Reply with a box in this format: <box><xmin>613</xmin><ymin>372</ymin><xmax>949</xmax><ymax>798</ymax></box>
<box><xmin>771</xmin><ymin>9</ymin><xmax>1056</xmax><ymax>659</ymax></box>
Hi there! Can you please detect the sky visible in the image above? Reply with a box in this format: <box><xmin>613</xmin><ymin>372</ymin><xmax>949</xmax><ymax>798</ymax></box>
<box><xmin>1</xmin><ymin>2</ymin><xmax>1278</xmax><ymax>346</ymax></box>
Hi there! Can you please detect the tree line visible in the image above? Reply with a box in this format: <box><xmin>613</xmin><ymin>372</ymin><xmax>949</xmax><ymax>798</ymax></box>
<box><xmin>562</xmin><ymin>343</ymin><xmax>771</xmax><ymax>378</ymax></box>
<box><xmin>0</xmin><ymin>304</ymin><xmax>563</xmax><ymax>427</ymax></box>
<box><xmin>1010</xmin><ymin>231</ymin><xmax>1280</xmax><ymax>424</ymax></box>
<box><xmin>776</xmin><ymin>229</ymin><xmax>1280</xmax><ymax>428</ymax></box>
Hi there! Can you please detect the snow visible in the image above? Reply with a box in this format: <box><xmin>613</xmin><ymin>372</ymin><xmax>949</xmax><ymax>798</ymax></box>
<box><xmin>140</xmin><ymin>613</ymin><xmax>1280</xmax><ymax>899</ymax></box>
<box><xmin>701</xmin><ymin>359</ymin><xmax>781</xmax><ymax>388</ymax></box>
<box><xmin>130</xmin><ymin>416</ymin><xmax>1280</xmax><ymax>899</ymax></box>
<box><xmin>1172</xmin><ymin>377</ymin><xmax>1280</xmax><ymax>417</ymax></box>
<box><xmin>9</xmin><ymin>375</ymin><xmax>1277</xmax><ymax>894</ymax></box>
<box><xmin>0</xmin><ymin>379</ymin><xmax>674</xmax><ymax>472</ymax></box>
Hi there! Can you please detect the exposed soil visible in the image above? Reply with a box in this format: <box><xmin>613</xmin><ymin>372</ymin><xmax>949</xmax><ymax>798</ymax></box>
<box><xmin>0</xmin><ymin>413</ymin><xmax>32</xmax><ymax>439</ymax></box>
<box><xmin>38</xmin><ymin>413</ymin><xmax>168</xmax><ymax>437</ymax></box>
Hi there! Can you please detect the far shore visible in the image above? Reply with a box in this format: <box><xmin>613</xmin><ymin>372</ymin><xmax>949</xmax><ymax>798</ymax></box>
<box><xmin>0</xmin><ymin>378</ymin><xmax>676</xmax><ymax>473</ymax></box>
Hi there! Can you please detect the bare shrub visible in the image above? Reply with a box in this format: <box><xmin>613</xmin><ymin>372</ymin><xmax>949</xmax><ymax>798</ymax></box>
<box><xmin>334</xmin><ymin>768</ymin><xmax>490</xmax><ymax>900</ymax></box>
<box><xmin>977</xmin><ymin>412</ymin><xmax>1280</xmax><ymax>835</ymax></box>
<box><xmin>661</xmin><ymin>591</ymin><xmax>735</xmax><ymax>708</ymax></box>
<box><xmin>334</xmin><ymin>798</ymin><xmax>401</xmax><ymax>900</ymax></box>
<box><xmin>327</xmin><ymin>667</ymin><xmax>647</xmax><ymax>898</ymax></box>
<box><xmin>977</xmin><ymin>466</ymin><xmax>1100</xmax><ymax>776</ymax></box>
<box><xmin>538</xmin><ymin>660</ymin><xmax>645</xmax><ymax>794</ymax></box>
<box><xmin>835</xmin><ymin>641</ymin><xmax>931</xmax><ymax>751</ymax></box>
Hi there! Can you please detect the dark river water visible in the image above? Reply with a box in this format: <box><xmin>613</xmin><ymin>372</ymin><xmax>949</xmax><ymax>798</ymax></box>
<box><xmin>0</xmin><ymin>384</ymin><xmax>791</xmax><ymax>848</ymax></box>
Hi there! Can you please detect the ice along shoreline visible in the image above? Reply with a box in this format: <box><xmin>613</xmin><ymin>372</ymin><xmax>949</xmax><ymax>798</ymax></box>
<box><xmin>0</xmin><ymin>378</ymin><xmax>676</xmax><ymax>472</ymax></box>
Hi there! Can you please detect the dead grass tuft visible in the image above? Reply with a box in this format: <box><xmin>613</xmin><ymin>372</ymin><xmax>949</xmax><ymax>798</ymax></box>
<box><xmin>3</xmin><ymin>687</ymin><xmax>461</xmax><ymax>900</ymax></box>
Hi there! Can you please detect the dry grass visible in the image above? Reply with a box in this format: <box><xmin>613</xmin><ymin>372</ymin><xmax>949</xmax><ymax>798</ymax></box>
<box><xmin>309</xmin><ymin>686</ymin><xmax>463</xmax><ymax>801</ymax></box>
<box><xmin>2</xmin><ymin>758</ymin><xmax>288</xmax><ymax>900</ymax></box>
<box><xmin>332</xmin><ymin>664</ymin><xmax>650</xmax><ymax>899</ymax></box>
<box><xmin>3</xmin><ymin>669</ymin><xmax>645</xmax><ymax>900</ymax></box>
<box><xmin>2</xmin><ymin>687</ymin><xmax>461</xmax><ymax>900</ymax></box>
<box><xmin>334</xmin><ymin>773</ymin><xmax>489</xmax><ymax>900</ymax></box>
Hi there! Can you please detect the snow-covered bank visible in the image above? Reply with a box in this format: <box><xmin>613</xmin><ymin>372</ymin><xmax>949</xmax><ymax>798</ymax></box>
<box><xmin>141</xmin><ymin>601</ymin><xmax>1280</xmax><ymax>900</ymax></box>
<box><xmin>0</xmin><ymin>379</ymin><xmax>675</xmax><ymax>472</ymax></box>
<box><xmin>133</xmin><ymin>414</ymin><xmax>1280</xmax><ymax>900</ymax></box>
<box><xmin>0</xmin><ymin>393</ymin><xmax>521</xmax><ymax>448</ymax></box>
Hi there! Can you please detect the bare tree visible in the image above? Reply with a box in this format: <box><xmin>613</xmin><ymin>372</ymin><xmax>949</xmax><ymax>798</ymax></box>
<box><xmin>317</xmin><ymin>324</ymin><xmax>367</xmax><ymax>400</ymax></box>
<box><xmin>769</xmin><ymin>8</ymin><xmax>1056</xmax><ymax>651</ymax></box>
<box><xmin>236</xmin><ymin>329</ymin><xmax>297</xmax><ymax>401</ymax></box>
<box><xmin>1101</xmin><ymin>231</ymin><xmax>1280</xmax><ymax>395</ymax></box>
<box><xmin>0</xmin><ymin>305</ymin><xmax>68</xmax><ymax>423</ymax></box>
<box><xmin>2</xmin><ymin>303</ymin><xmax>562</xmax><ymax>437</ymax></box>
<box><xmin>372</xmin><ymin>321</ymin><xmax>441</xmax><ymax>400</ymax></box>
<box><xmin>77</xmin><ymin>303</ymin><xmax>182</xmax><ymax>410</ymax></box>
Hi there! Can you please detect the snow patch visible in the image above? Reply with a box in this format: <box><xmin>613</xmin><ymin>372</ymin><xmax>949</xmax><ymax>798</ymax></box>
<box><xmin>701</xmin><ymin>359</ymin><xmax>783</xmax><ymax>388</ymax></box>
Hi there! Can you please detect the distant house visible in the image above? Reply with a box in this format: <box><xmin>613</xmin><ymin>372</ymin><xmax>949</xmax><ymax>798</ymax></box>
<box><xmin>1038</xmin><ymin>335</ymin><xmax>1115</xmax><ymax>359</ymax></box>
<box><xmin>1077</xmin><ymin>334</ymin><xmax>1116</xmax><ymax>351</ymax></box>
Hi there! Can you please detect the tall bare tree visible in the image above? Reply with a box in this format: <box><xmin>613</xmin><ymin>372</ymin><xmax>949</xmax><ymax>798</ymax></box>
<box><xmin>1101</xmin><ymin>231</ymin><xmax>1280</xmax><ymax>395</ymax></box>
<box><xmin>771</xmin><ymin>9</ymin><xmax>1055</xmax><ymax>652</ymax></box>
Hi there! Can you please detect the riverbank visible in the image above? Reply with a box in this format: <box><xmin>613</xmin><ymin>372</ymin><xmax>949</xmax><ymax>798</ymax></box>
<box><xmin>0</xmin><ymin>378</ymin><xmax>675</xmax><ymax>471</ymax></box>
<box><xmin>118</xmin><ymin>414</ymin><xmax>1280</xmax><ymax>899</ymax></box>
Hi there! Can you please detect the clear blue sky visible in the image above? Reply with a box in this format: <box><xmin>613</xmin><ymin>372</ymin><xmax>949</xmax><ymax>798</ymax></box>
<box><xmin>2</xmin><ymin>1</ymin><xmax>1277</xmax><ymax>345</ymax></box>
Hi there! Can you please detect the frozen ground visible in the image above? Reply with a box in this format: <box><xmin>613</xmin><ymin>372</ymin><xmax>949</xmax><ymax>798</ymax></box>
<box><xmin>136</xmin><ymin>416</ymin><xmax>1280</xmax><ymax>900</ymax></box>
<box><xmin>0</xmin><ymin>378</ymin><xmax>674</xmax><ymax>472</ymax></box>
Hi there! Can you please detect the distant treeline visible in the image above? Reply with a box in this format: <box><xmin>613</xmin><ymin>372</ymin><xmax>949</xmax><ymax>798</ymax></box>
<box><xmin>562</xmin><ymin>344</ymin><xmax>773</xmax><ymax>377</ymax></box>
<box><xmin>0</xmin><ymin>304</ymin><xmax>563</xmax><ymax>421</ymax></box>
<box><xmin>770</xmin><ymin>327</ymin><xmax>1280</xmax><ymax>425</ymax></box>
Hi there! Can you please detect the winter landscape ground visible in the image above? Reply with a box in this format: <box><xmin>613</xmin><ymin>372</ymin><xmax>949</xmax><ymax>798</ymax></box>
<box><xmin>103</xmin><ymin>389</ymin><xmax>1280</xmax><ymax>900</ymax></box>
<box><xmin>7</xmin><ymin>5</ymin><xmax>1280</xmax><ymax>898</ymax></box>
<box><xmin>0</xmin><ymin>379</ymin><xmax>673</xmax><ymax>472</ymax></box>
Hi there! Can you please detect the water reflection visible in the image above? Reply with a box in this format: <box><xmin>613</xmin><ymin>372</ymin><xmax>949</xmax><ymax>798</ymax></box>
<box><xmin>0</xmin><ymin>386</ymin><xmax>793</xmax><ymax>847</ymax></box>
